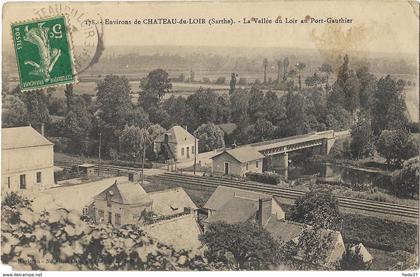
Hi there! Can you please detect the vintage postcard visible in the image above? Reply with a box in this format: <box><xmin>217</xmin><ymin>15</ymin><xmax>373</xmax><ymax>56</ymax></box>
<box><xmin>1</xmin><ymin>0</ymin><xmax>419</xmax><ymax>273</ymax></box>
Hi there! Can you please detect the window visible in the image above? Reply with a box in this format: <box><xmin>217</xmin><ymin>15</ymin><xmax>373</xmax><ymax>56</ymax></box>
<box><xmin>115</xmin><ymin>213</ymin><xmax>121</xmax><ymax>226</ymax></box>
<box><xmin>7</xmin><ymin>177</ymin><xmax>10</xmax><ymax>189</ymax></box>
<box><xmin>256</xmin><ymin>161</ymin><xmax>259</xmax><ymax>168</ymax></box>
<box><xmin>19</xmin><ymin>174</ymin><xmax>26</xmax><ymax>189</ymax></box>
<box><xmin>246</xmin><ymin>163</ymin><xmax>249</xmax><ymax>170</ymax></box>
<box><xmin>192</xmin><ymin>146</ymin><xmax>195</xmax><ymax>154</ymax></box>
<box><xmin>36</xmin><ymin>172</ymin><xmax>42</xmax><ymax>183</ymax></box>
<box><xmin>98</xmin><ymin>209</ymin><xmax>104</xmax><ymax>221</ymax></box>
<box><xmin>181</xmin><ymin>147</ymin><xmax>185</xmax><ymax>156</ymax></box>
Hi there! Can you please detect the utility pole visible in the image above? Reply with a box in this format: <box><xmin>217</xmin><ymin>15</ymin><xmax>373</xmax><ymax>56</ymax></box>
<box><xmin>98</xmin><ymin>131</ymin><xmax>102</xmax><ymax>176</ymax></box>
<box><xmin>193</xmin><ymin>136</ymin><xmax>197</xmax><ymax>175</ymax></box>
<box><xmin>141</xmin><ymin>144</ymin><xmax>146</xmax><ymax>185</ymax></box>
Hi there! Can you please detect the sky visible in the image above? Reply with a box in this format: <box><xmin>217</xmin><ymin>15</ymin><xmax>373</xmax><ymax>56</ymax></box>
<box><xmin>3</xmin><ymin>0</ymin><xmax>419</xmax><ymax>55</ymax></box>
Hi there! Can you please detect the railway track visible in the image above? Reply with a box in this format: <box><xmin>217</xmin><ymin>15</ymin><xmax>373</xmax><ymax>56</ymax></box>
<box><xmin>55</xmin><ymin>160</ymin><xmax>147</xmax><ymax>175</ymax></box>
<box><xmin>55</xmin><ymin>160</ymin><xmax>419</xmax><ymax>219</ymax></box>
<box><xmin>154</xmin><ymin>172</ymin><xmax>419</xmax><ymax>219</ymax></box>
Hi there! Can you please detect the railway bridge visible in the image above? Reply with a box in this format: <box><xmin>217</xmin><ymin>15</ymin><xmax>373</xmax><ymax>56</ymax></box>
<box><xmin>249</xmin><ymin>130</ymin><xmax>350</xmax><ymax>176</ymax></box>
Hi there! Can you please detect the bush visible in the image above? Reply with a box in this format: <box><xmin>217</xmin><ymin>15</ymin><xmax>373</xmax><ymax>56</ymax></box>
<box><xmin>391</xmin><ymin>157</ymin><xmax>419</xmax><ymax>198</ymax></box>
<box><xmin>246</xmin><ymin>172</ymin><xmax>281</xmax><ymax>185</ymax></box>
<box><xmin>1</xmin><ymin>203</ymin><xmax>214</xmax><ymax>270</ymax></box>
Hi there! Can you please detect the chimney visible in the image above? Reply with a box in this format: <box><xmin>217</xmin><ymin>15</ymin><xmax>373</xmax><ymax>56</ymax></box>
<box><xmin>41</xmin><ymin>123</ymin><xmax>45</xmax><ymax>136</ymax></box>
<box><xmin>258</xmin><ymin>197</ymin><xmax>272</xmax><ymax>227</ymax></box>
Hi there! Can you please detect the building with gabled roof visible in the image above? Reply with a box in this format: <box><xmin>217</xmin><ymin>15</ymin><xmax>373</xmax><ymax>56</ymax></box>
<box><xmin>202</xmin><ymin>185</ymin><xmax>345</xmax><ymax>269</ymax></box>
<box><xmin>143</xmin><ymin>213</ymin><xmax>204</xmax><ymax>254</ymax></box>
<box><xmin>93</xmin><ymin>180</ymin><xmax>153</xmax><ymax>225</ymax></box>
<box><xmin>266</xmin><ymin>217</ymin><xmax>346</xmax><ymax>269</ymax></box>
<box><xmin>92</xmin><ymin>178</ymin><xmax>199</xmax><ymax>227</ymax></box>
<box><xmin>148</xmin><ymin>187</ymin><xmax>198</xmax><ymax>216</ymax></box>
<box><xmin>2</xmin><ymin>126</ymin><xmax>54</xmax><ymax>192</ymax></box>
<box><xmin>154</xmin><ymin>125</ymin><xmax>198</xmax><ymax>162</ymax></box>
<box><xmin>211</xmin><ymin>146</ymin><xmax>265</xmax><ymax>177</ymax></box>
<box><xmin>203</xmin><ymin>185</ymin><xmax>285</xmax><ymax>224</ymax></box>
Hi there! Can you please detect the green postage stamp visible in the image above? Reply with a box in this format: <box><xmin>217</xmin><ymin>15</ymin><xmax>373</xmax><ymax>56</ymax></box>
<box><xmin>11</xmin><ymin>16</ymin><xmax>76</xmax><ymax>91</ymax></box>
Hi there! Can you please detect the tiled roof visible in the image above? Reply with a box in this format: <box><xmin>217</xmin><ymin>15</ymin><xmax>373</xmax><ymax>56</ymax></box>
<box><xmin>2</xmin><ymin>126</ymin><xmax>53</xmax><ymax>150</ymax></box>
<box><xmin>204</xmin><ymin>185</ymin><xmax>272</xmax><ymax>211</ymax></box>
<box><xmin>33</xmin><ymin>177</ymin><xmax>129</xmax><ymax>212</ymax></box>
<box><xmin>211</xmin><ymin>146</ymin><xmax>264</xmax><ymax>163</ymax></box>
<box><xmin>148</xmin><ymin>187</ymin><xmax>198</xmax><ymax>216</ymax></box>
<box><xmin>154</xmin><ymin>125</ymin><xmax>196</xmax><ymax>144</ymax></box>
<box><xmin>94</xmin><ymin>180</ymin><xmax>152</xmax><ymax>205</ymax></box>
<box><xmin>143</xmin><ymin>214</ymin><xmax>204</xmax><ymax>253</ymax></box>
<box><xmin>206</xmin><ymin>197</ymin><xmax>258</xmax><ymax>224</ymax></box>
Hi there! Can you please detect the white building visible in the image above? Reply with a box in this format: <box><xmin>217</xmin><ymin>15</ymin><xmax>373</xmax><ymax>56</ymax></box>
<box><xmin>2</xmin><ymin>126</ymin><xmax>54</xmax><ymax>193</ymax></box>
<box><xmin>153</xmin><ymin>126</ymin><xmax>198</xmax><ymax>162</ymax></box>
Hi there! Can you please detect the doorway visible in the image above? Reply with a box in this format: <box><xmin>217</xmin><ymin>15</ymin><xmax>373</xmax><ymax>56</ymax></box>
<box><xmin>224</xmin><ymin>162</ymin><xmax>229</xmax><ymax>175</ymax></box>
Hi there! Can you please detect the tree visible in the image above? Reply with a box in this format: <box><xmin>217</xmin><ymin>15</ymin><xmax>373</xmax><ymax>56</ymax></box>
<box><xmin>263</xmin><ymin>58</ymin><xmax>268</xmax><ymax>84</ymax></box>
<box><xmin>200</xmin><ymin>222</ymin><xmax>281</xmax><ymax>269</ymax></box>
<box><xmin>64</xmin><ymin>97</ymin><xmax>94</xmax><ymax>155</ymax></box>
<box><xmin>229</xmin><ymin>73</ymin><xmax>237</xmax><ymax>94</ymax></box>
<box><xmin>305</xmin><ymin>73</ymin><xmax>321</xmax><ymax>88</ymax></box>
<box><xmin>249</xmin><ymin>118</ymin><xmax>275</xmax><ymax>142</ymax></box>
<box><xmin>350</xmin><ymin>118</ymin><xmax>375</xmax><ymax>159</ymax></box>
<box><xmin>391</xmin><ymin>157</ymin><xmax>419</xmax><ymax>198</ymax></box>
<box><xmin>372</xmin><ymin>75</ymin><xmax>408</xmax><ymax>135</ymax></box>
<box><xmin>96</xmin><ymin>75</ymin><xmax>133</xmax><ymax>132</ymax></box>
<box><xmin>328</xmin><ymin>55</ymin><xmax>361</xmax><ymax>114</ymax></box>
<box><xmin>283</xmin><ymin>57</ymin><xmax>290</xmax><ymax>82</ymax></box>
<box><xmin>277</xmin><ymin>60</ymin><xmax>282</xmax><ymax>83</ymax></box>
<box><xmin>230</xmin><ymin>89</ymin><xmax>250</xmax><ymax>124</ymax></box>
<box><xmin>215</xmin><ymin>94</ymin><xmax>231</xmax><ymax>124</ymax></box>
<box><xmin>281</xmin><ymin>91</ymin><xmax>312</xmax><ymax>136</ymax></box>
<box><xmin>185</xmin><ymin>88</ymin><xmax>219</xmax><ymax>130</ymax></box>
<box><xmin>64</xmin><ymin>84</ymin><xmax>74</xmax><ymax>112</ymax></box>
<box><xmin>319</xmin><ymin>63</ymin><xmax>333</xmax><ymax>88</ymax></box>
<box><xmin>2</xmin><ymin>95</ymin><xmax>28</xmax><ymax>127</ymax></box>
<box><xmin>376</xmin><ymin>128</ymin><xmax>417</xmax><ymax>167</ymax></box>
<box><xmin>146</xmin><ymin>124</ymin><xmax>166</xmax><ymax>160</ymax></box>
<box><xmin>262</xmin><ymin>90</ymin><xmax>286</xmax><ymax>125</ymax></box>
<box><xmin>119</xmin><ymin>125</ymin><xmax>151</xmax><ymax>184</ymax></box>
<box><xmin>247</xmin><ymin>86</ymin><xmax>265</xmax><ymax>122</ymax></box>
<box><xmin>295</xmin><ymin>62</ymin><xmax>306</xmax><ymax>91</ymax></box>
<box><xmin>48</xmin><ymin>97</ymin><xmax>67</xmax><ymax>116</ymax></box>
<box><xmin>18</xmin><ymin>90</ymin><xmax>51</xmax><ymax>126</ymax></box>
<box><xmin>193</xmin><ymin>123</ymin><xmax>225</xmax><ymax>152</ymax></box>
<box><xmin>126</xmin><ymin>106</ymin><xmax>150</xmax><ymax>129</ymax></box>
<box><xmin>162</xmin><ymin>95</ymin><xmax>187</xmax><ymax>127</ymax></box>
<box><xmin>289</xmin><ymin>190</ymin><xmax>342</xmax><ymax>230</ymax></box>
<box><xmin>356</xmin><ymin>67</ymin><xmax>377</xmax><ymax>112</ymax></box>
<box><xmin>139</xmin><ymin>69</ymin><xmax>172</xmax><ymax>111</ymax></box>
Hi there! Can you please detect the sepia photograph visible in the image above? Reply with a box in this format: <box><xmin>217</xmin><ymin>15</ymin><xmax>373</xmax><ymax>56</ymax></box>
<box><xmin>1</xmin><ymin>0</ymin><xmax>419</xmax><ymax>273</ymax></box>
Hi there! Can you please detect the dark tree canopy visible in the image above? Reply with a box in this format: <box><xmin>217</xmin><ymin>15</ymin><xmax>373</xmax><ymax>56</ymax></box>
<box><xmin>139</xmin><ymin>69</ymin><xmax>172</xmax><ymax>110</ymax></box>
<box><xmin>194</xmin><ymin>123</ymin><xmax>225</xmax><ymax>152</ymax></box>
<box><xmin>200</xmin><ymin>222</ymin><xmax>281</xmax><ymax>270</ymax></box>
<box><xmin>290</xmin><ymin>190</ymin><xmax>342</xmax><ymax>230</ymax></box>
<box><xmin>377</xmin><ymin>128</ymin><xmax>417</xmax><ymax>167</ymax></box>
<box><xmin>372</xmin><ymin>75</ymin><xmax>408</xmax><ymax>134</ymax></box>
